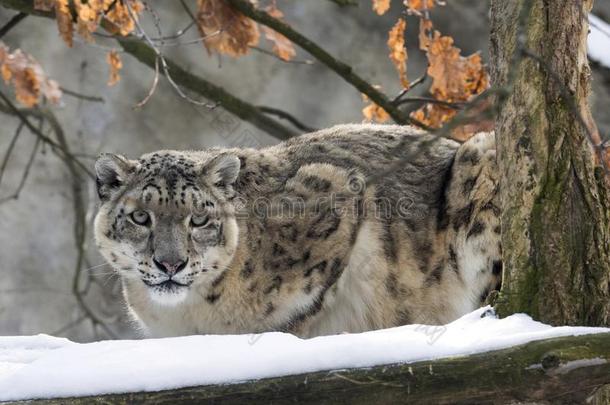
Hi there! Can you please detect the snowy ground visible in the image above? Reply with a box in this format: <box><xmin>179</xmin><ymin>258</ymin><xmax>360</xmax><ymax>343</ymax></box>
<box><xmin>590</xmin><ymin>14</ymin><xmax>610</xmax><ymax>68</ymax></box>
<box><xmin>0</xmin><ymin>307</ymin><xmax>608</xmax><ymax>402</ymax></box>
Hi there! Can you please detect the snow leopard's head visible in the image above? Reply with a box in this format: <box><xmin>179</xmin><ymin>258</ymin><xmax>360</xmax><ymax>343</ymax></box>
<box><xmin>94</xmin><ymin>150</ymin><xmax>241</xmax><ymax>305</ymax></box>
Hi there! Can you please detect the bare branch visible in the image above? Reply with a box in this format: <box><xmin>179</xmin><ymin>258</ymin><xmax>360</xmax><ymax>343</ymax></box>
<box><xmin>0</xmin><ymin>121</ymin><xmax>24</xmax><ymax>188</ymax></box>
<box><xmin>394</xmin><ymin>96</ymin><xmax>464</xmax><ymax>109</ymax></box>
<box><xmin>329</xmin><ymin>0</ymin><xmax>359</xmax><ymax>6</ymax></box>
<box><xmin>118</xmin><ymin>37</ymin><xmax>301</xmax><ymax>139</ymax></box>
<box><xmin>0</xmin><ymin>11</ymin><xmax>26</xmax><ymax>38</ymax></box>
<box><xmin>392</xmin><ymin>73</ymin><xmax>427</xmax><ymax>103</ymax></box>
<box><xmin>224</xmin><ymin>0</ymin><xmax>426</xmax><ymax>128</ymax></box>
<box><xmin>0</xmin><ymin>89</ymin><xmax>118</xmax><ymax>337</ymax></box>
<box><xmin>38</xmin><ymin>106</ymin><xmax>118</xmax><ymax>339</ymax></box>
<box><xmin>60</xmin><ymin>87</ymin><xmax>105</xmax><ymax>103</ymax></box>
<box><xmin>249</xmin><ymin>45</ymin><xmax>314</xmax><ymax>65</ymax></box>
<box><xmin>133</xmin><ymin>54</ymin><xmax>160</xmax><ymax>109</ymax></box>
<box><xmin>0</xmin><ymin>92</ymin><xmax>95</xmax><ymax>179</ymax></box>
<box><xmin>257</xmin><ymin>106</ymin><xmax>318</xmax><ymax>132</ymax></box>
<box><xmin>179</xmin><ymin>0</ymin><xmax>197</xmax><ymax>24</ymax></box>
<box><xmin>0</xmin><ymin>0</ymin><xmax>308</xmax><ymax>140</ymax></box>
<box><xmin>0</xmin><ymin>135</ymin><xmax>40</xmax><ymax>204</ymax></box>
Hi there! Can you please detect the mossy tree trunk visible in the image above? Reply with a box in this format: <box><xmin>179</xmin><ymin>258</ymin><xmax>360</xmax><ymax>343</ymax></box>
<box><xmin>490</xmin><ymin>0</ymin><xmax>610</xmax><ymax>325</ymax></box>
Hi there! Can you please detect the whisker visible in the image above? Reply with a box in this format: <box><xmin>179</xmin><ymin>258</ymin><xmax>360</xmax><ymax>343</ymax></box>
<box><xmin>84</xmin><ymin>262</ymin><xmax>112</xmax><ymax>272</ymax></box>
<box><xmin>91</xmin><ymin>269</ymin><xmax>117</xmax><ymax>277</ymax></box>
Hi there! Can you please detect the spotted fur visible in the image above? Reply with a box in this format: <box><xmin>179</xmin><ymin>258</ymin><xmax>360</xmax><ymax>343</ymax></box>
<box><xmin>94</xmin><ymin>124</ymin><xmax>501</xmax><ymax>338</ymax></box>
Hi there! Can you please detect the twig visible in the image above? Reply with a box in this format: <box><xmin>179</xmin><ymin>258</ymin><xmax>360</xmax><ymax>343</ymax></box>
<box><xmin>0</xmin><ymin>12</ymin><xmax>27</xmax><ymax>38</ymax></box>
<box><xmin>0</xmin><ymin>94</ymin><xmax>118</xmax><ymax>338</ymax></box>
<box><xmin>39</xmin><ymin>106</ymin><xmax>118</xmax><ymax>339</ymax></box>
<box><xmin>179</xmin><ymin>0</ymin><xmax>198</xmax><ymax>23</ymax></box>
<box><xmin>60</xmin><ymin>87</ymin><xmax>105</xmax><ymax>103</ymax></box>
<box><xmin>133</xmin><ymin>54</ymin><xmax>160</xmax><ymax>108</ymax></box>
<box><xmin>94</xmin><ymin>27</ymin><xmax>224</xmax><ymax>47</ymax></box>
<box><xmin>124</xmin><ymin>0</ymin><xmax>217</xmax><ymax>108</ymax></box>
<box><xmin>0</xmin><ymin>0</ymin><xmax>301</xmax><ymax>141</ymax></box>
<box><xmin>250</xmin><ymin>46</ymin><xmax>314</xmax><ymax>65</ymax></box>
<box><xmin>394</xmin><ymin>96</ymin><xmax>464</xmax><ymax>109</ymax></box>
<box><xmin>0</xmin><ymin>121</ymin><xmax>24</xmax><ymax>188</ymax></box>
<box><xmin>0</xmin><ymin>136</ymin><xmax>40</xmax><ymax>204</ymax></box>
<box><xmin>257</xmin><ymin>106</ymin><xmax>318</xmax><ymax>132</ymax></box>
<box><xmin>328</xmin><ymin>0</ymin><xmax>359</xmax><ymax>6</ymax></box>
<box><xmin>118</xmin><ymin>38</ymin><xmax>300</xmax><ymax>139</ymax></box>
<box><xmin>392</xmin><ymin>73</ymin><xmax>427</xmax><ymax>103</ymax></box>
<box><xmin>225</xmin><ymin>0</ymin><xmax>426</xmax><ymax>127</ymax></box>
<box><xmin>0</xmin><ymin>92</ymin><xmax>95</xmax><ymax>179</ymax></box>
<box><xmin>589</xmin><ymin>18</ymin><xmax>610</xmax><ymax>40</ymax></box>
<box><xmin>91</xmin><ymin>20</ymin><xmax>196</xmax><ymax>42</ymax></box>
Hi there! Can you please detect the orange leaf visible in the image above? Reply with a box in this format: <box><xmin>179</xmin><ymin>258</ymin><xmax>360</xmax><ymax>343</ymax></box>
<box><xmin>196</xmin><ymin>0</ymin><xmax>260</xmax><ymax>57</ymax></box>
<box><xmin>426</xmin><ymin>31</ymin><xmax>488</xmax><ymax>102</ymax></box>
<box><xmin>362</xmin><ymin>89</ymin><xmax>390</xmax><ymax>123</ymax></box>
<box><xmin>106</xmin><ymin>50</ymin><xmax>122</xmax><ymax>86</ymax></box>
<box><xmin>388</xmin><ymin>18</ymin><xmax>409</xmax><ymax>88</ymax></box>
<box><xmin>55</xmin><ymin>0</ymin><xmax>74</xmax><ymax>47</ymax></box>
<box><xmin>33</xmin><ymin>0</ymin><xmax>55</xmax><ymax>11</ymax></box>
<box><xmin>261</xmin><ymin>5</ymin><xmax>295</xmax><ymax>61</ymax></box>
<box><xmin>74</xmin><ymin>0</ymin><xmax>113</xmax><ymax>42</ymax></box>
<box><xmin>404</xmin><ymin>0</ymin><xmax>435</xmax><ymax>14</ymax></box>
<box><xmin>105</xmin><ymin>0</ymin><xmax>144</xmax><ymax>37</ymax></box>
<box><xmin>412</xmin><ymin>20</ymin><xmax>489</xmax><ymax>130</ymax></box>
<box><xmin>418</xmin><ymin>17</ymin><xmax>433</xmax><ymax>51</ymax></box>
<box><xmin>372</xmin><ymin>0</ymin><xmax>391</xmax><ymax>15</ymax></box>
<box><xmin>410</xmin><ymin>103</ymin><xmax>455</xmax><ymax>129</ymax></box>
<box><xmin>363</xmin><ymin>103</ymin><xmax>390</xmax><ymax>123</ymax></box>
<box><xmin>0</xmin><ymin>41</ymin><xmax>62</xmax><ymax>107</ymax></box>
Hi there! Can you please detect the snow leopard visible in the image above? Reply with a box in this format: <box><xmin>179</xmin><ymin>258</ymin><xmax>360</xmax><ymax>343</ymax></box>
<box><xmin>94</xmin><ymin>124</ymin><xmax>501</xmax><ymax>338</ymax></box>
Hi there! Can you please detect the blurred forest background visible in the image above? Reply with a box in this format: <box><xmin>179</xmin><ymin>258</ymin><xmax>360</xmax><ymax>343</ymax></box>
<box><xmin>1</xmin><ymin>0</ymin><xmax>610</xmax><ymax>342</ymax></box>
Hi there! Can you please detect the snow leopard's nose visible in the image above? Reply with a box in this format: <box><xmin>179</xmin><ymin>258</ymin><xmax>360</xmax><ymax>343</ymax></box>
<box><xmin>153</xmin><ymin>257</ymin><xmax>188</xmax><ymax>275</ymax></box>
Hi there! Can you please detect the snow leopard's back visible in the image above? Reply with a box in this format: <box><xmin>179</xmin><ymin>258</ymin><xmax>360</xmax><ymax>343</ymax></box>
<box><xmin>95</xmin><ymin>124</ymin><xmax>501</xmax><ymax>337</ymax></box>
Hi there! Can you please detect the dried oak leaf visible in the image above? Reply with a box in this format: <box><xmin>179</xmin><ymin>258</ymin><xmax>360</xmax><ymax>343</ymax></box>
<box><xmin>105</xmin><ymin>0</ymin><xmax>144</xmax><ymax>37</ymax></box>
<box><xmin>372</xmin><ymin>0</ymin><xmax>391</xmax><ymax>15</ymax></box>
<box><xmin>0</xmin><ymin>41</ymin><xmax>62</xmax><ymax>107</ymax></box>
<box><xmin>388</xmin><ymin>18</ymin><xmax>409</xmax><ymax>88</ymax></box>
<box><xmin>262</xmin><ymin>5</ymin><xmax>295</xmax><ymax>61</ymax></box>
<box><xmin>74</xmin><ymin>0</ymin><xmax>113</xmax><ymax>42</ymax></box>
<box><xmin>411</xmin><ymin>26</ymin><xmax>489</xmax><ymax>130</ymax></box>
<box><xmin>33</xmin><ymin>0</ymin><xmax>55</xmax><ymax>11</ymax></box>
<box><xmin>106</xmin><ymin>50</ymin><xmax>122</xmax><ymax>86</ymax></box>
<box><xmin>362</xmin><ymin>88</ymin><xmax>390</xmax><ymax>123</ymax></box>
<box><xmin>410</xmin><ymin>103</ymin><xmax>455</xmax><ymax>129</ymax></box>
<box><xmin>55</xmin><ymin>0</ymin><xmax>74</xmax><ymax>47</ymax></box>
<box><xmin>418</xmin><ymin>17</ymin><xmax>433</xmax><ymax>51</ymax></box>
<box><xmin>196</xmin><ymin>0</ymin><xmax>260</xmax><ymax>57</ymax></box>
<box><xmin>404</xmin><ymin>0</ymin><xmax>436</xmax><ymax>15</ymax></box>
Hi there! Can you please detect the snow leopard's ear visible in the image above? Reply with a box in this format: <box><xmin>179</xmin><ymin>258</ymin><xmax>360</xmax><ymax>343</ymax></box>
<box><xmin>204</xmin><ymin>153</ymin><xmax>241</xmax><ymax>188</ymax></box>
<box><xmin>95</xmin><ymin>153</ymin><xmax>135</xmax><ymax>201</ymax></box>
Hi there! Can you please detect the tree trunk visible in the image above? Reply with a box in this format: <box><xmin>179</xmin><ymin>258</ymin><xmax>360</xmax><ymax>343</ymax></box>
<box><xmin>7</xmin><ymin>333</ymin><xmax>610</xmax><ymax>405</ymax></box>
<box><xmin>490</xmin><ymin>0</ymin><xmax>610</xmax><ymax>325</ymax></box>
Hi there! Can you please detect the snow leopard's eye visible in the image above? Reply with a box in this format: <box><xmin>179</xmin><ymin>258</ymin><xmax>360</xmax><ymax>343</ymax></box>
<box><xmin>130</xmin><ymin>210</ymin><xmax>150</xmax><ymax>226</ymax></box>
<box><xmin>190</xmin><ymin>215</ymin><xmax>210</xmax><ymax>228</ymax></box>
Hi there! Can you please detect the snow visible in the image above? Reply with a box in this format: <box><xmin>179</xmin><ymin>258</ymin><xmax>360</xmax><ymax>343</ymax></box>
<box><xmin>0</xmin><ymin>307</ymin><xmax>608</xmax><ymax>402</ymax></box>
<box><xmin>589</xmin><ymin>14</ymin><xmax>610</xmax><ymax>68</ymax></box>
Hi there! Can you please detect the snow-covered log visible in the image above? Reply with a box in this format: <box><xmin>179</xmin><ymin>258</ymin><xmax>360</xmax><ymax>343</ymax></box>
<box><xmin>4</xmin><ymin>332</ymin><xmax>610</xmax><ymax>404</ymax></box>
